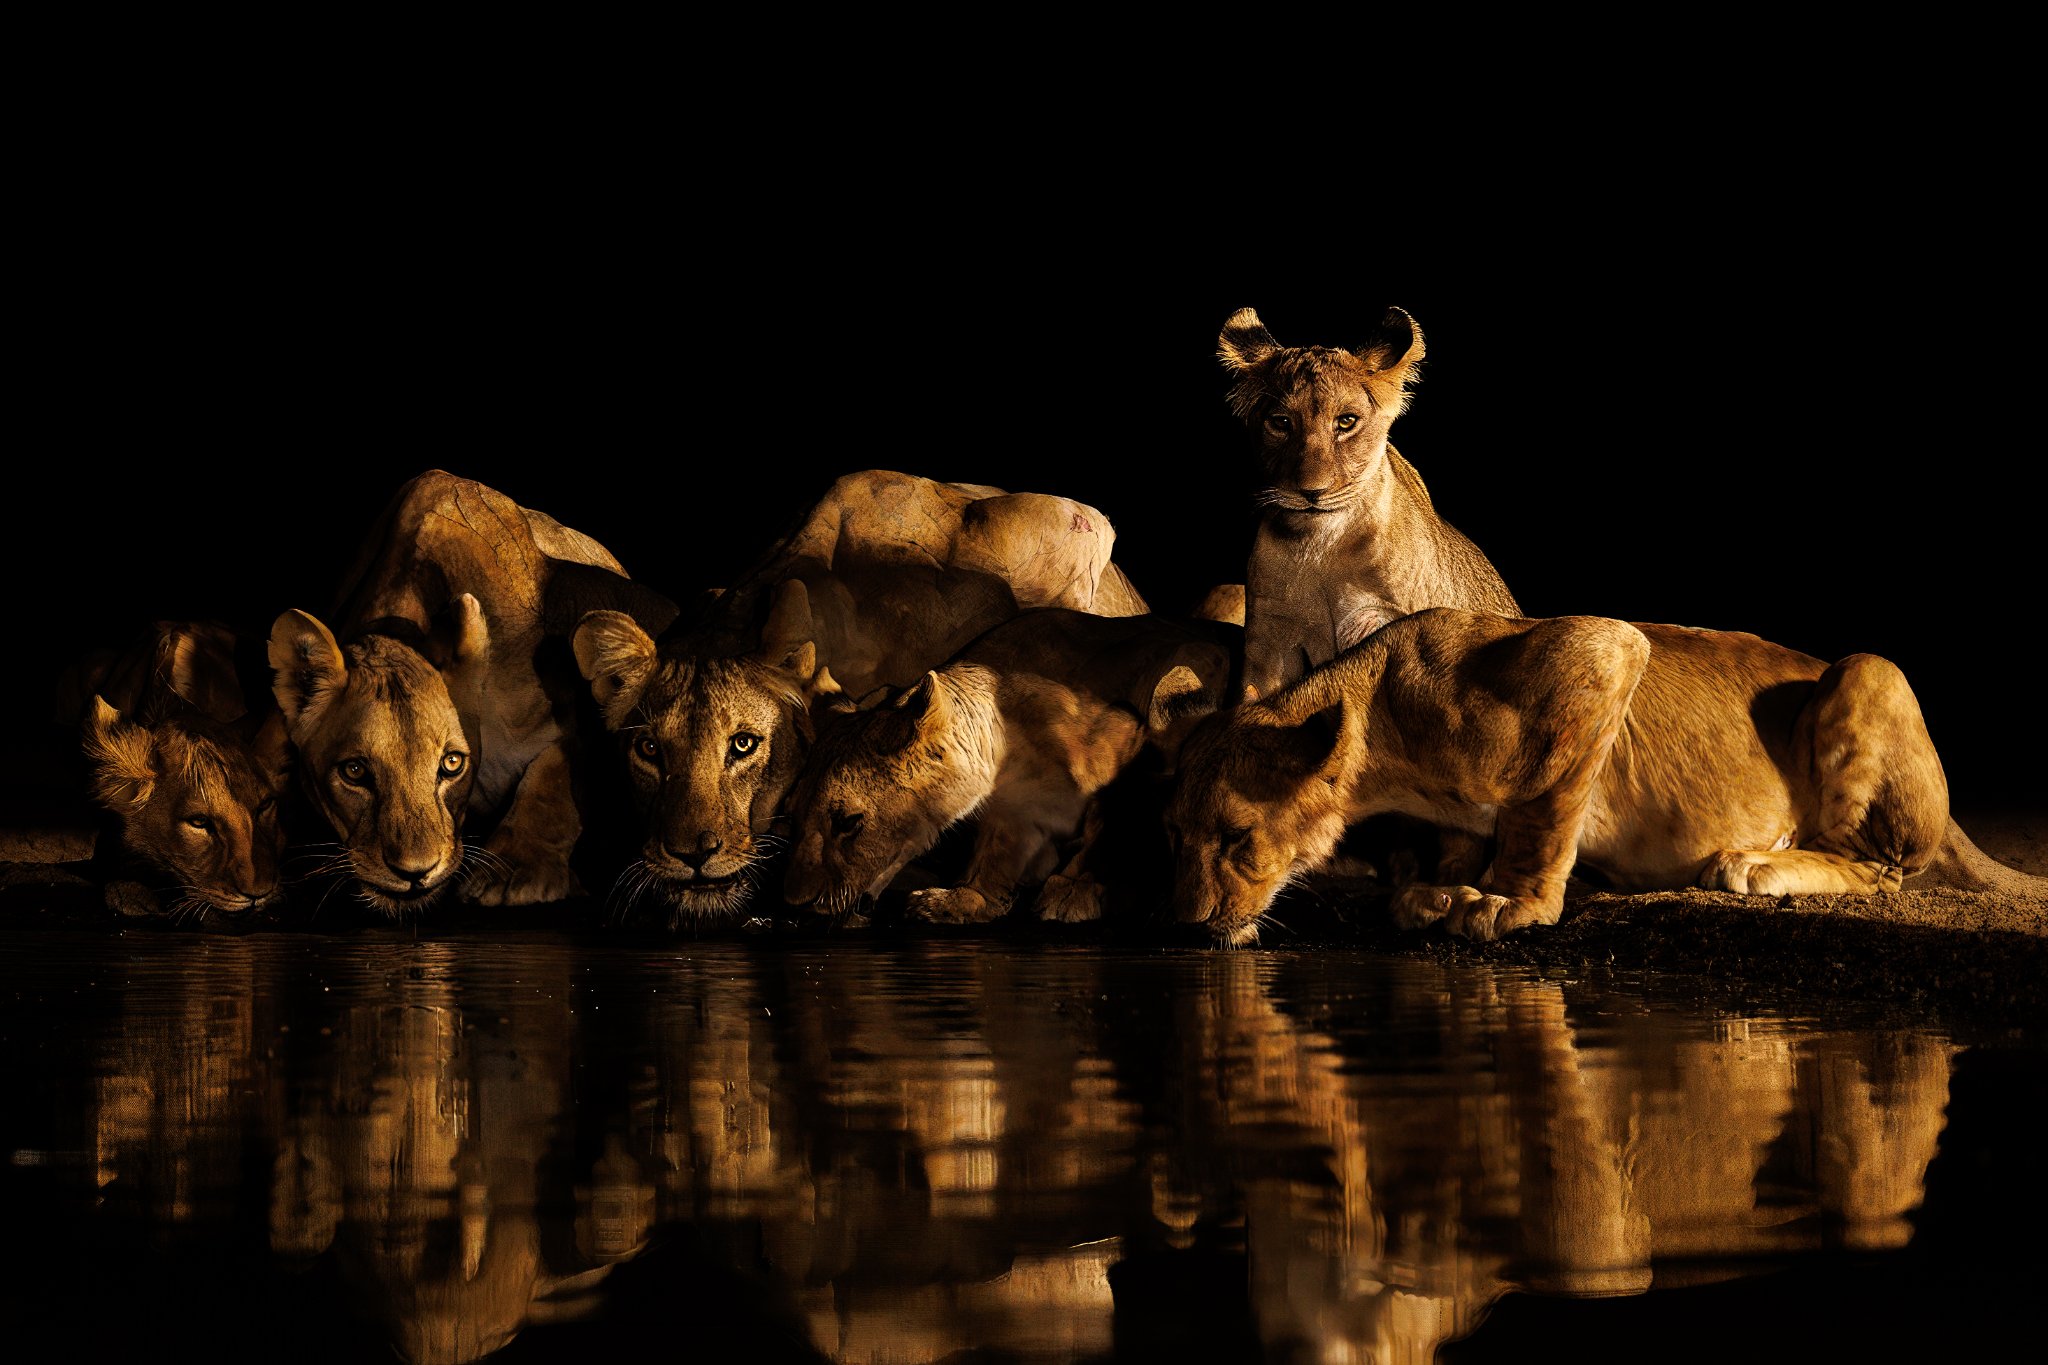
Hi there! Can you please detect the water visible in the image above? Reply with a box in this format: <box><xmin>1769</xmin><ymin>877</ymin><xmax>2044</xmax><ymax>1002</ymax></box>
<box><xmin>2</xmin><ymin>931</ymin><xmax>2042</xmax><ymax>1363</ymax></box>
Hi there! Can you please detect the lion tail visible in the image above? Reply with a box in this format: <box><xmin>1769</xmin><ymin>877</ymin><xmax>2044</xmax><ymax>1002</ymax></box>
<box><xmin>1922</xmin><ymin>818</ymin><xmax>2048</xmax><ymax>896</ymax></box>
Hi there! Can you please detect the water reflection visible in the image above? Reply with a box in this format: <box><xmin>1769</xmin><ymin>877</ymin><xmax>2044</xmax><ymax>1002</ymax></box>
<box><xmin>3</xmin><ymin>937</ymin><xmax>1967</xmax><ymax>1362</ymax></box>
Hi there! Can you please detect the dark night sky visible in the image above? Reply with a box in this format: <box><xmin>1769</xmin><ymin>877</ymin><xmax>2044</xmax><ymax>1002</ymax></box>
<box><xmin>10</xmin><ymin>202</ymin><xmax>2038</xmax><ymax>805</ymax></box>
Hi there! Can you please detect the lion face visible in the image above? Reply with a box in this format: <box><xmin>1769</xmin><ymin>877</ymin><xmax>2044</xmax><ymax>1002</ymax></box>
<box><xmin>1217</xmin><ymin>306</ymin><xmax>1425</xmax><ymax>516</ymax></box>
<box><xmin>780</xmin><ymin>672</ymin><xmax>991</xmax><ymax>914</ymax></box>
<box><xmin>575</xmin><ymin>599</ymin><xmax>818</xmax><ymax>922</ymax></box>
<box><xmin>83</xmin><ymin>699</ymin><xmax>290</xmax><ymax>914</ymax></box>
<box><xmin>270</xmin><ymin>604</ymin><xmax>486</xmax><ymax>915</ymax></box>
<box><xmin>1166</xmin><ymin>706</ymin><xmax>1352</xmax><ymax>945</ymax></box>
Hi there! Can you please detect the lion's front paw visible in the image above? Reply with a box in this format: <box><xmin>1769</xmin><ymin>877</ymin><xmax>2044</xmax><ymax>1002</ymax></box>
<box><xmin>1698</xmin><ymin>850</ymin><xmax>1784</xmax><ymax>897</ymax></box>
<box><xmin>907</xmin><ymin>886</ymin><xmax>1004</xmax><ymax>924</ymax></box>
<box><xmin>465</xmin><ymin>855</ymin><xmax>583</xmax><ymax>907</ymax></box>
<box><xmin>1397</xmin><ymin>884</ymin><xmax>1557</xmax><ymax>941</ymax></box>
<box><xmin>1036</xmin><ymin>874</ymin><xmax>1104</xmax><ymax>923</ymax></box>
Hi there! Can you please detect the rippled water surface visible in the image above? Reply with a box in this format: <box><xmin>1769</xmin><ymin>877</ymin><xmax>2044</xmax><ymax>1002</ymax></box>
<box><xmin>3</xmin><ymin>931</ymin><xmax>2042</xmax><ymax>1362</ymax></box>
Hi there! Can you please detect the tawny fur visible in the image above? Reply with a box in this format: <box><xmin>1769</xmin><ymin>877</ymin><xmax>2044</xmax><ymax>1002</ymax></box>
<box><xmin>77</xmin><ymin>621</ymin><xmax>289</xmax><ymax>916</ymax></box>
<box><xmin>1169</xmin><ymin>609</ymin><xmax>2029</xmax><ymax>944</ymax></box>
<box><xmin>1218</xmin><ymin>308</ymin><xmax>1518</xmax><ymax>701</ymax></box>
<box><xmin>272</xmin><ymin>471</ymin><xmax>672</xmax><ymax>914</ymax></box>
<box><xmin>571</xmin><ymin>470</ymin><xmax>1151</xmax><ymax>922</ymax></box>
<box><xmin>781</xmin><ymin>609</ymin><xmax>1237</xmax><ymax>924</ymax></box>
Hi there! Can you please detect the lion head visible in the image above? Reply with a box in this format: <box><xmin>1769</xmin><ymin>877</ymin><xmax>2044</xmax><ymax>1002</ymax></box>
<box><xmin>1216</xmin><ymin>306</ymin><xmax>1425</xmax><ymax>516</ymax></box>
<box><xmin>268</xmin><ymin>597</ymin><xmax>487</xmax><ymax>915</ymax></box>
<box><xmin>1165</xmin><ymin>699</ymin><xmax>1356</xmax><ymax>945</ymax></box>
<box><xmin>780</xmin><ymin>667</ymin><xmax>1000</xmax><ymax>915</ymax></box>
<box><xmin>83</xmin><ymin>695</ymin><xmax>290</xmax><ymax>915</ymax></box>
<box><xmin>573</xmin><ymin>581</ymin><xmax>820</xmax><ymax>922</ymax></box>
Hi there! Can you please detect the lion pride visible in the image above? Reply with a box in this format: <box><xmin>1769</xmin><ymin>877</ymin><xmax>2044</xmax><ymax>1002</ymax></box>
<box><xmin>572</xmin><ymin>469</ymin><xmax>1150</xmax><ymax>924</ymax></box>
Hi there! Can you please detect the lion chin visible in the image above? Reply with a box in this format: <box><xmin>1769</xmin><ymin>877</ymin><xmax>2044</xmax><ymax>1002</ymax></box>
<box><xmin>651</xmin><ymin>872</ymin><xmax>758</xmax><ymax>922</ymax></box>
<box><xmin>356</xmin><ymin>879</ymin><xmax>458</xmax><ymax>918</ymax></box>
<box><xmin>1210</xmin><ymin>917</ymin><xmax>1264</xmax><ymax>948</ymax></box>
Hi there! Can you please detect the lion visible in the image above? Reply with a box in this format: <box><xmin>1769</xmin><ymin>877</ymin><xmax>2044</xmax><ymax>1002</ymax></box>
<box><xmin>1217</xmin><ymin>306</ymin><xmax>1519</xmax><ymax>702</ymax></box>
<box><xmin>74</xmin><ymin>620</ymin><xmax>290</xmax><ymax>919</ymax></box>
<box><xmin>269</xmin><ymin>471</ymin><xmax>675</xmax><ymax>914</ymax></box>
<box><xmin>572</xmin><ymin>469</ymin><xmax>1150</xmax><ymax>923</ymax></box>
<box><xmin>1167</xmin><ymin>607</ymin><xmax>2042</xmax><ymax>946</ymax></box>
<box><xmin>781</xmin><ymin>608</ymin><xmax>1236</xmax><ymax>924</ymax></box>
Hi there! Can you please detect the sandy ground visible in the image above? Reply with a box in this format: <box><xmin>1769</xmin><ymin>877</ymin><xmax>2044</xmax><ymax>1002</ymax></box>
<box><xmin>6</xmin><ymin>805</ymin><xmax>2046</xmax><ymax>1028</ymax></box>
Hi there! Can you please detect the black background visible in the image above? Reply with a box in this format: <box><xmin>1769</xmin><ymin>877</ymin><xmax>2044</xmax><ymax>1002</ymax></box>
<box><xmin>9</xmin><ymin>189</ymin><xmax>2038</xmax><ymax>805</ymax></box>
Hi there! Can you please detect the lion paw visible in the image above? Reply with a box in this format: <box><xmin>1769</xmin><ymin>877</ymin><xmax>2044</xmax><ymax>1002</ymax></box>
<box><xmin>1036</xmin><ymin>874</ymin><xmax>1104</xmax><ymax>923</ymax></box>
<box><xmin>1396</xmin><ymin>884</ymin><xmax>1557</xmax><ymax>941</ymax></box>
<box><xmin>907</xmin><ymin>886</ymin><xmax>1004</xmax><ymax>924</ymax></box>
<box><xmin>465</xmin><ymin>857</ymin><xmax>583</xmax><ymax>907</ymax></box>
<box><xmin>1698</xmin><ymin>851</ymin><xmax>1787</xmax><ymax>897</ymax></box>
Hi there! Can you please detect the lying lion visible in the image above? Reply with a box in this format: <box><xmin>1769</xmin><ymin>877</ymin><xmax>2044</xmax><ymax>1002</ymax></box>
<box><xmin>1167</xmin><ymin>608</ymin><xmax>2040</xmax><ymax>945</ymax></box>
<box><xmin>269</xmin><ymin>471</ymin><xmax>675</xmax><ymax>913</ymax></box>
<box><xmin>572</xmin><ymin>469</ymin><xmax>1151</xmax><ymax>923</ymax></box>
<box><xmin>74</xmin><ymin>620</ymin><xmax>290</xmax><ymax>920</ymax></box>
<box><xmin>782</xmin><ymin>608</ymin><xmax>1235</xmax><ymax>923</ymax></box>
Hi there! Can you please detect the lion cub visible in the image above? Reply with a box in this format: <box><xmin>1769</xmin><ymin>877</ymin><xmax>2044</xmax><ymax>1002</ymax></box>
<box><xmin>782</xmin><ymin>609</ymin><xmax>1236</xmax><ymax>924</ymax></box>
<box><xmin>75</xmin><ymin>621</ymin><xmax>290</xmax><ymax>919</ymax></box>
<box><xmin>1218</xmin><ymin>307</ymin><xmax>1518</xmax><ymax>701</ymax></box>
<box><xmin>1168</xmin><ymin>608</ymin><xmax>2029</xmax><ymax>945</ymax></box>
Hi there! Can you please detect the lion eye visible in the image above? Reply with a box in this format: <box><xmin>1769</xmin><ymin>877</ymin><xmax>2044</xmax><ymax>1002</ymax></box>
<box><xmin>1334</xmin><ymin>413</ymin><xmax>1359</xmax><ymax>431</ymax></box>
<box><xmin>339</xmin><ymin>759</ymin><xmax>369</xmax><ymax>785</ymax></box>
<box><xmin>729</xmin><ymin>733</ymin><xmax>760</xmax><ymax>760</ymax></box>
<box><xmin>439</xmin><ymin>752</ymin><xmax>467</xmax><ymax>778</ymax></box>
<box><xmin>634</xmin><ymin>736</ymin><xmax>660</xmax><ymax>763</ymax></box>
<box><xmin>186</xmin><ymin>815</ymin><xmax>214</xmax><ymax>833</ymax></box>
<box><xmin>1264</xmin><ymin>412</ymin><xmax>1292</xmax><ymax>431</ymax></box>
<box><xmin>831</xmin><ymin>809</ymin><xmax>865</xmax><ymax>838</ymax></box>
<box><xmin>1224</xmin><ymin>825</ymin><xmax>1253</xmax><ymax>848</ymax></box>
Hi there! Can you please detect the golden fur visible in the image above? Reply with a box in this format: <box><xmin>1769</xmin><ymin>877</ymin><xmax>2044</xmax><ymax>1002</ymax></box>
<box><xmin>1218</xmin><ymin>307</ymin><xmax>1519</xmax><ymax>701</ymax></box>
<box><xmin>1168</xmin><ymin>608</ymin><xmax>2033</xmax><ymax>945</ymax></box>
<box><xmin>78</xmin><ymin>621</ymin><xmax>289</xmax><ymax>917</ymax></box>
<box><xmin>573</xmin><ymin>470</ymin><xmax>1150</xmax><ymax>922</ymax></box>
<box><xmin>272</xmin><ymin>471</ymin><xmax>672</xmax><ymax>914</ymax></box>
<box><xmin>781</xmin><ymin>609</ymin><xmax>1235</xmax><ymax>923</ymax></box>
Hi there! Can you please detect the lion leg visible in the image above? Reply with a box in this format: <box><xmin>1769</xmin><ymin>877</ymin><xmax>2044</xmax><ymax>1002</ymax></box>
<box><xmin>468</xmin><ymin>742</ymin><xmax>585</xmax><ymax>906</ymax></box>
<box><xmin>1401</xmin><ymin>623</ymin><xmax>1644</xmax><ymax>942</ymax></box>
<box><xmin>1698</xmin><ymin>654</ymin><xmax>1946</xmax><ymax>898</ymax></box>
<box><xmin>912</xmin><ymin>780</ymin><xmax>1083</xmax><ymax>925</ymax></box>
<box><xmin>1037</xmin><ymin>797</ymin><xmax>1108</xmax><ymax>924</ymax></box>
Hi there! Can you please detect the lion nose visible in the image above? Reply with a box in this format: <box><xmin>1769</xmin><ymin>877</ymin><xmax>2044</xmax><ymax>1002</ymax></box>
<box><xmin>1176</xmin><ymin>896</ymin><xmax>1214</xmax><ymax>925</ymax></box>
<box><xmin>386</xmin><ymin>856</ymin><xmax>437</xmax><ymax>888</ymax></box>
<box><xmin>665</xmin><ymin>833</ymin><xmax>723</xmax><ymax>870</ymax></box>
<box><xmin>1299</xmin><ymin>486</ymin><xmax>1327</xmax><ymax>505</ymax></box>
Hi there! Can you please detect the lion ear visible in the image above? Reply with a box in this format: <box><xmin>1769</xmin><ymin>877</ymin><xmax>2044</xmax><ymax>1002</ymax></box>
<box><xmin>1352</xmin><ymin>307</ymin><xmax>1425</xmax><ymax>402</ymax></box>
<box><xmin>1277</xmin><ymin>702</ymin><xmax>1348</xmax><ymax>777</ymax></box>
<box><xmin>876</xmin><ymin>671</ymin><xmax>941</xmax><ymax>752</ymax></box>
<box><xmin>83</xmin><ymin>695</ymin><xmax>157</xmax><ymax>813</ymax></box>
<box><xmin>1217</xmin><ymin>307</ymin><xmax>1279</xmax><ymax>373</ymax></box>
<box><xmin>268</xmin><ymin>610</ymin><xmax>348</xmax><ymax>739</ymax></box>
<box><xmin>1145</xmin><ymin>642</ymin><xmax>1234</xmax><ymax>762</ymax></box>
<box><xmin>755</xmin><ymin>579</ymin><xmax>817</xmax><ymax>680</ymax></box>
<box><xmin>450</xmin><ymin>593</ymin><xmax>489</xmax><ymax>670</ymax></box>
<box><xmin>573</xmin><ymin>610</ymin><xmax>657</xmax><ymax>730</ymax></box>
<box><xmin>160</xmin><ymin>625</ymin><xmax>247</xmax><ymax>723</ymax></box>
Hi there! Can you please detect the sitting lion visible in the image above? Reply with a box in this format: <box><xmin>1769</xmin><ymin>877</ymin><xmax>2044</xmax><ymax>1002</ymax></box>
<box><xmin>1217</xmin><ymin>306</ymin><xmax>1519</xmax><ymax>702</ymax></box>
<box><xmin>572</xmin><ymin>469</ymin><xmax>1150</xmax><ymax>923</ymax></box>
<box><xmin>782</xmin><ymin>608</ymin><xmax>1236</xmax><ymax>924</ymax></box>
<box><xmin>73</xmin><ymin>620</ymin><xmax>290</xmax><ymax>919</ymax></box>
<box><xmin>268</xmin><ymin>471</ymin><xmax>675</xmax><ymax>914</ymax></box>
<box><xmin>1167</xmin><ymin>608</ymin><xmax>2040</xmax><ymax>945</ymax></box>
